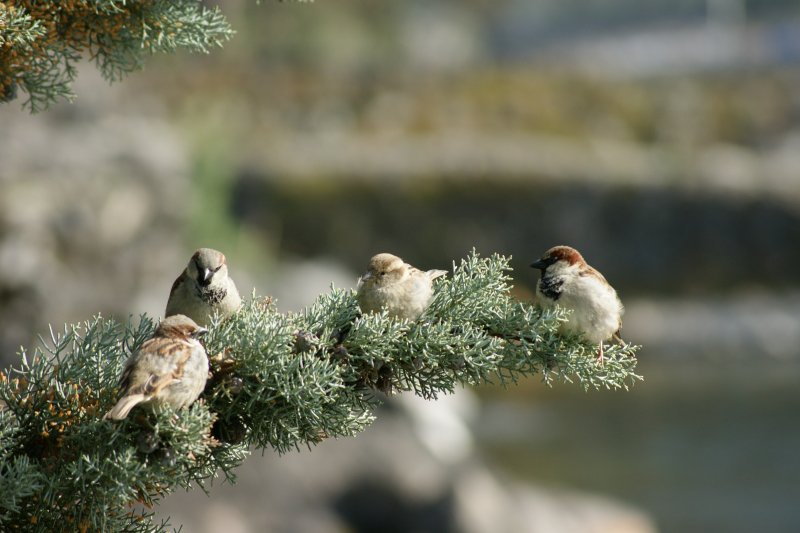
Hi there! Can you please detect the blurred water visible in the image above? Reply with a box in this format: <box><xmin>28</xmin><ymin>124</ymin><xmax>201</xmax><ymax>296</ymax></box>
<box><xmin>475</xmin><ymin>361</ymin><xmax>800</xmax><ymax>533</ymax></box>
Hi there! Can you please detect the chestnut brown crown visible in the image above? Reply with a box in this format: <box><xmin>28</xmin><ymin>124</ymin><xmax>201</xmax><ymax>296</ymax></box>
<box><xmin>154</xmin><ymin>314</ymin><xmax>208</xmax><ymax>340</ymax></box>
<box><xmin>530</xmin><ymin>245</ymin><xmax>586</xmax><ymax>271</ymax></box>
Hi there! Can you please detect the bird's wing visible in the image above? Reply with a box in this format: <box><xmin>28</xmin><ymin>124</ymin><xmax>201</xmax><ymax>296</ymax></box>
<box><xmin>125</xmin><ymin>337</ymin><xmax>193</xmax><ymax>397</ymax></box>
<box><xmin>580</xmin><ymin>264</ymin><xmax>608</xmax><ymax>284</ymax></box>
<box><xmin>165</xmin><ymin>271</ymin><xmax>190</xmax><ymax>316</ymax></box>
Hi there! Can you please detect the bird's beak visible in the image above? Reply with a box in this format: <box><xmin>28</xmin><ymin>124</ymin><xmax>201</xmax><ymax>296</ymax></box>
<box><xmin>530</xmin><ymin>259</ymin><xmax>547</xmax><ymax>270</ymax></box>
<box><xmin>201</xmin><ymin>268</ymin><xmax>214</xmax><ymax>283</ymax></box>
<box><xmin>193</xmin><ymin>327</ymin><xmax>209</xmax><ymax>339</ymax></box>
<box><xmin>360</xmin><ymin>271</ymin><xmax>373</xmax><ymax>282</ymax></box>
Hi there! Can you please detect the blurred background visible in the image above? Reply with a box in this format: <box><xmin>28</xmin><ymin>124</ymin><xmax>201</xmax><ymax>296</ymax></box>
<box><xmin>2</xmin><ymin>0</ymin><xmax>800</xmax><ymax>531</ymax></box>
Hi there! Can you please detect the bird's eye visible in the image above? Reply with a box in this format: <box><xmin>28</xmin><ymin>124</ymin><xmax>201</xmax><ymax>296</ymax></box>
<box><xmin>380</xmin><ymin>271</ymin><xmax>386</xmax><ymax>277</ymax></box>
<box><xmin>214</xmin><ymin>266</ymin><xmax>222</xmax><ymax>272</ymax></box>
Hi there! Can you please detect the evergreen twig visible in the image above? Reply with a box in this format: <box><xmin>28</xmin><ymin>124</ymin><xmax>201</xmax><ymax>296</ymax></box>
<box><xmin>0</xmin><ymin>1</ymin><xmax>306</xmax><ymax>111</ymax></box>
<box><xmin>0</xmin><ymin>251</ymin><xmax>640</xmax><ymax>531</ymax></box>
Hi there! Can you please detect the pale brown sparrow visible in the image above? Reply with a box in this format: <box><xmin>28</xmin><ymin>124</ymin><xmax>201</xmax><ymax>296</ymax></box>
<box><xmin>105</xmin><ymin>314</ymin><xmax>209</xmax><ymax>420</ymax></box>
<box><xmin>165</xmin><ymin>248</ymin><xmax>242</xmax><ymax>326</ymax></box>
<box><xmin>531</xmin><ymin>245</ymin><xmax>624</xmax><ymax>362</ymax></box>
<box><xmin>356</xmin><ymin>253</ymin><xmax>447</xmax><ymax>320</ymax></box>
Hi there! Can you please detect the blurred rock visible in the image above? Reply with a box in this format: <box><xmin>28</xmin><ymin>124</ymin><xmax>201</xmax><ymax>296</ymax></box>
<box><xmin>264</xmin><ymin>256</ymin><xmax>358</xmax><ymax>312</ymax></box>
<box><xmin>155</xmin><ymin>390</ymin><xmax>656</xmax><ymax>533</ymax></box>
<box><xmin>624</xmin><ymin>291</ymin><xmax>800</xmax><ymax>360</ymax></box>
<box><xmin>0</xmin><ymin>67</ymin><xmax>189</xmax><ymax>364</ymax></box>
<box><xmin>400</xmin><ymin>4</ymin><xmax>485</xmax><ymax>71</ymax></box>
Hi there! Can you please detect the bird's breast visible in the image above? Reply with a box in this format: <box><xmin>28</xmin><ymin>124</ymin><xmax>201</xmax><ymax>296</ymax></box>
<box><xmin>196</xmin><ymin>284</ymin><xmax>226</xmax><ymax>304</ymax></box>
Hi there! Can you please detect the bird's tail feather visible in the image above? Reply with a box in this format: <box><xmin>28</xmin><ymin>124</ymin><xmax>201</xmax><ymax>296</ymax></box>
<box><xmin>104</xmin><ymin>394</ymin><xmax>147</xmax><ymax>420</ymax></box>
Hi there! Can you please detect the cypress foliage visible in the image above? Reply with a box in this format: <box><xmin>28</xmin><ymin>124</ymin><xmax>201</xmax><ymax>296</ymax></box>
<box><xmin>0</xmin><ymin>251</ymin><xmax>640</xmax><ymax>531</ymax></box>
<box><xmin>0</xmin><ymin>1</ymin><xmax>306</xmax><ymax>111</ymax></box>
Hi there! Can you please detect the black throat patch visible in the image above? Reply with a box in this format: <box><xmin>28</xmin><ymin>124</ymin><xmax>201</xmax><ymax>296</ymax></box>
<box><xmin>538</xmin><ymin>275</ymin><xmax>564</xmax><ymax>301</ymax></box>
<box><xmin>196</xmin><ymin>284</ymin><xmax>226</xmax><ymax>305</ymax></box>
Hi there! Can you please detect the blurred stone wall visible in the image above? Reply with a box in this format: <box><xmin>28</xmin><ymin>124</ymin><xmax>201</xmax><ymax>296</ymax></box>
<box><xmin>231</xmin><ymin>169</ymin><xmax>800</xmax><ymax>298</ymax></box>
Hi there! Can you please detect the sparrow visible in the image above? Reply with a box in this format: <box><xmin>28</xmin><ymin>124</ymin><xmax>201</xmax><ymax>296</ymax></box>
<box><xmin>165</xmin><ymin>248</ymin><xmax>242</xmax><ymax>326</ymax></box>
<box><xmin>105</xmin><ymin>314</ymin><xmax>209</xmax><ymax>420</ymax></box>
<box><xmin>356</xmin><ymin>253</ymin><xmax>447</xmax><ymax>320</ymax></box>
<box><xmin>530</xmin><ymin>245</ymin><xmax>623</xmax><ymax>363</ymax></box>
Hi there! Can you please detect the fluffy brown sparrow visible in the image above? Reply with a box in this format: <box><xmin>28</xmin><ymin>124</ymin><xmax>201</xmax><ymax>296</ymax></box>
<box><xmin>105</xmin><ymin>314</ymin><xmax>209</xmax><ymax>420</ymax></box>
<box><xmin>356</xmin><ymin>253</ymin><xmax>447</xmax><ymax>320</ymax></box>
<box><xmin>165</xmin><ymin>248</ymin><xmax>242</xmax><ymax>326</ymax></box>
<box><xmin>531</xmin><ymin>245</ymin><xmax>623</xmax><ymax>362</ymax></box>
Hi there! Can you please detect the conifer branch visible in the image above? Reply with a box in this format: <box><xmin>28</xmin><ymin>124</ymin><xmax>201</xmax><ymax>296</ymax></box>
<box><xmin>0</xmin><ymin>1</ymin><xmax>307</xmax><ymax>111</ymax></box>
<box><xmin>0</xmin><ymin>251</ymin><xmax>640</xmax><ymax>531</ymax></box>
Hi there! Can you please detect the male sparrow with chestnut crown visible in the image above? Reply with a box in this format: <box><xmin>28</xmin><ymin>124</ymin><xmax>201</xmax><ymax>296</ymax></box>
<box><xmin>105</xmin><ymin>314</ymin><xmax>209</xmax><ymax>420</ymax></box>
<box><xmin>531</xmin><ymin>245</ymin><xmax>623</xmax><ymax>362</ymax></box>
<box><xmin>165</xmin><ymin>248</ymin><xmax>242</xmax><ymax>326</ymax></box>
<box><xmin>356</xmin><ymin>253</ymin><xmax>448</xmax><ymax>320</ymax></box>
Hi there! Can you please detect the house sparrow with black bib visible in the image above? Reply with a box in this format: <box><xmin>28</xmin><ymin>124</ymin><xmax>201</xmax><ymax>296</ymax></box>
<box><xmin>356</xmin><ymin>253</ymin><xmax>447</xmax><ymax>320</ymax></box>
<box><xmin>531</xmin><ymin>245</ymin><xmax>623</xmax><ymax>362</ymax></box>
<box><xmin>104</xmin><ymin>314</ymin><xmax>209</xmax><ymax>420</ymax></box>
<box><xmin>165</xmin><ymin>248</ymin><xmax>242</xmax><ymax>326</ymax></box>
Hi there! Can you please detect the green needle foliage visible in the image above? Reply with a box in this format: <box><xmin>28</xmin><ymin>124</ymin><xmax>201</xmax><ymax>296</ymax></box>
<box><xmin>0</xmin><ymin>251</ymin><xmax>640</xmax><ymax>531</ymax></box>
<box><xmin>0</xmin><ymin>1</ymin><xmax>305</xmax><ymax>112</ymax></box>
